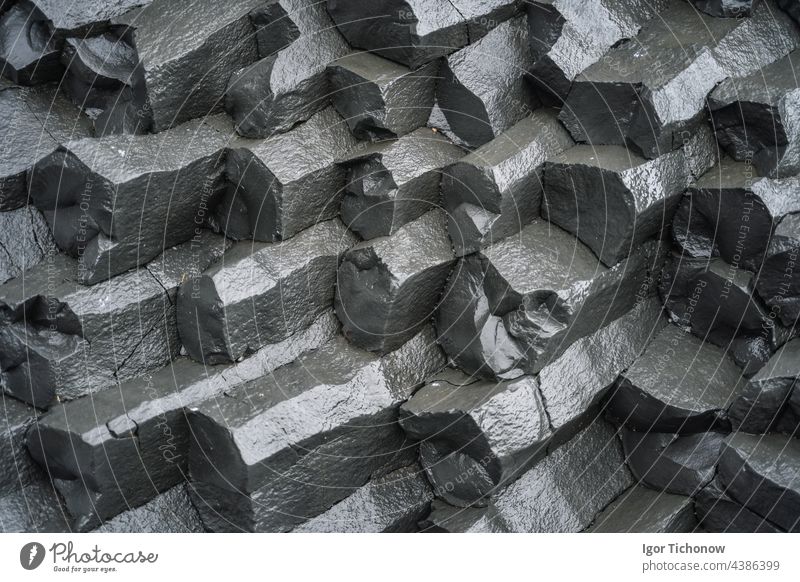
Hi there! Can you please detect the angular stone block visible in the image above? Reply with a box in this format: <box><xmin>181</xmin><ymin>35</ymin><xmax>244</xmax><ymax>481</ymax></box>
<box><xmin>294</xmin><ymin>464</ymin><xmax>433</xmax><ymax>532</ymax></box>
<box><xmin>27</xmin><ymin>0</ymin><xmax>152</xmax><ymax>38</ymax></box>
<box><xmin>544</xmin><ymin>136</ymin><xmax>715</xmax><ymax>266</ymax></box>
<box><xmin>709</xmin><ymin>51</ymin><xmax>800</xmax><ymax>179</ymax></box>
<box><xmin>621</xmin><ymin>429</ymin><xmax>724</xmax><ymax>496</ymax></box>
<box><xmin>695</xmin><ymin>477</ymin><xmax>783</xmax><ymax>533</ymax></box>
<box><xmin>450</xmin><ymin>0</ymin><xmax>521</xmax><ymax>41</ymax></box>
<box><xmin>437</xmin><ymin>16</ymin><xmax>534</xmax><ymax>149</ymax></box>
<box><xmin>26</xmin><ymin>310</ymin><xmax>339</xmax><ymax>531</ymax></box>
<box><xmin>526</xmin><ymin>0</ymin><xmax>666</xmax><ymax>104</ymax></box>
<box><xmin>1</xmin><ymin>393</ymin><xmax>39</xmax><ymax>495</ymax></box>
<box><xmin>436</xmin><ymin>220</ymin><xmax>662</xmax><ymax>379</ymax></box>
<box><xmin>690</xmin><ymin>0</ymin><xmax>760</xmax><ymax>16</ymax></box>
<box><xmin>0</xmin><ymin>3</ymin><xmax>63</xmax><ymax>85</ymax></box>
<box><xmin>400</xmin><ymin>370</ymin><xmax>550</xmax><ymax>507</ymax></box>
<box><xmin>225</xmin><ymin>0</ymin><xmax>349</xmax><ymax>138</ymax></box>
<box><xmin>586</xmin><ymin>485</ymin><xmax>696</xmax><ymax>533</ymax></box>
<box><xmin>0</xmin><ymin>477</ymin><xmax>69</xmax><ymax>532</ymax></box>
<box><xmin>340</xmin><ymin>129</ymin><xmax>464</xmax><ymax>240</ymax></box>
<box><xmin>326</xmin><ymin>0</ymin><xmax>469</xmax><ymax>69</ymax></box>
<box><xmin>29</xmin><ymin>116</ymin><xmax>229</xmax><ymax>284</ymax></box>
<box><xmin>0</xmin><ymin>206</ymin><xmax>57</xmax><ymax>284</ymax></box>
<box><xmin>188</xmin><ymin>328</ymin><xmax>445</xmax><ymax>532</ymax></box>
<box><xmin>756</xmin><ymin>211</ymin><xmax>800</xmax><ymax>326</ymax></box>
<box><xmin>220</xmin><ymin>107</ymin><xmax>357</xmax><ymax>242</ymax></box>
<box><xmin>178</xmin><ymin>219</ymin><xmax>354</xmax><ymax>364</ymax></box>
<box><xmin>336</xmin><ymin>210</ymin><xmax>456</xmax><ymax>354</ymax></box>
<box><xmin>606</xmin><ymin>324</ymin><xmax>746</xmax><ymax>433</ymax></box>
<box><xmin>718</xmin><ymin>432</ymin><xmax>800</xmax><ymax>532</ymax></box>
<box><xmin>94</xmin><ymin>484</ymin><xmax>203</xmax><ymax>533</ymax></box>
<box><xmin>560</xmin><ymin>0</ymin><xmax>798</xmax><ymax>158</ymax></box>
<box><xmin>443</xmin><ymin>109</ymin><xmax>573</xmax><ymax>256</ymax></box>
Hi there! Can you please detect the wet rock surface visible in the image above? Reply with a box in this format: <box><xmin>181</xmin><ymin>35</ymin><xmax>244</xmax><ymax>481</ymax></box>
<box><xmin>586</xmin><ymin>485</ymin><xmax>696</xmax><ymax>533</ymax></box>
<box><xmin>0</xmin><ymin>4</ymin><xmax>63</xmax><ymax>85</ymax></box>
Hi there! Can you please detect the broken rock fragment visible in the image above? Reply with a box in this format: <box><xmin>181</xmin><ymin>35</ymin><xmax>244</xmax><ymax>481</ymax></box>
<box><xmin>339</xmin><ymin>129</ymin><xmax>464</xmax><ymax>239</ymax></box>
<box><xmin>335</xmin><ymin>210</ymin><xmax>456</xmax><ymax>354</ymax></box>
<box><xmin>586</xmin><ymin>485</ymin><xmax>696</xmax><ymax>533</ymax></box>
<box><xmin>606</xmin><ymin>324</ymin><xmax>745</xmax><ymax>433</ymax></box>
<box><xmin>695</xmin><ymin>478</ymin><xmax>784</xmax><ymax>533</ymax></box>
<box><xmin>27</xmin><ymin>0</ymin><xmax>152</xmax><ymax>38</ymax></box>
<box><xmin>178</xmin><ymin>219</ymin><xmax>355</xmax><ymax>364</ymax></box>
<box><xmin>188</xmin><ymin>328</ymin><xmax>445</xmax><ymax>532</ymax></box>
<box><xmin>443</xmin><ymin>109</ymin><xmax>573</xmax><ymax>256</ymax></box>
<box><xmin>95</xmin><ymin>484</ymin><xmax>203</xmax><ymax>533</ymax></box>
<box><xmin>0</xmin><ymin>206</ymin><xmax>57</xmax><ymax>284</ymax></box>
<box><xmin>0</xmin><ymin>3</ymin><xmax>63</xmax><ymax>85</ymax></box>
<box><xmin>0</xmin><ymin>393</ymin><xmax>39</xmax><ymax>495</ymax></box>
<box><xmin>756</xmin><ymin>211</ymin><xmax>800</xmax><ymax>326</ymax></box>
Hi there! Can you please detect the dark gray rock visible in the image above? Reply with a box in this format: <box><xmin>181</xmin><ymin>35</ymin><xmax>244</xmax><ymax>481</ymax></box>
<box><xmin>294</xmin><ymin>464</ymin><xmax>433</xmax><ymax>532</ymax></box>
<box><xmin>1</xmin><ymin>393</ymin><xmax>39</xmax><ymax>495</ymax></box>
<box><xmin>0</xmin><ymin>206</ymin><xmax>57</xmax><ymax>284</ymax></box>
<box><xmin>0</xmin><ymin>3</ymin><xmax>63</xmax><ymax>85</ymax></box>
<box><xmin>709</xmin><ymin>50</ymin><xmax>800</xmax><ymax>179</ymax></box>
<box><xmin>400</xmin><ymin>370</ymin><xmax>550</xmax><ymax>507</ymax></box>
<box><xmin>690</xmin><ymin>0</ymin><xmax>760</xmax><ymax>16</ymax></box>
<box><xmin>695</xmin><ymin>477</ymin><xmax>784</xmax><ymax>533</ymax></box>
<box><xmin>729</xmin><ymin>339</ymin><xmax>800</xmax><ymax>433</ymax></box>
<box><xmin>29</xmin><ymin>116</ymin><xmax>229</xmax><ymax>284</ymax></box>
<box><xmin>0</xmin><ymin>477</ymin><xmax>69</xmax><ymax>532</ymax></box>
<box><xmin>329</xmin><ymin>53</ymin><xmax>438</xmax><ymax>141</ymax></box>
<box><xmin>94</xmin><ymin>484</ymin><xmax>203</xmax><ymax>533</ymax></box>
<box><xmin>427</xmin><ymin>98</ymin><xmax>470</xmax><ymax>149</ymax></box>
<box><xmin>526</xmin><ymin>0</ymin><xmax>666</xmax><ymax>104</ymax></box>
<box><xmin>450</xmin><ymin>0</ymin><xmax>521</xmax><ymax>41</ymax></box>
<box><xmin>178</xmin><ymin>220</ymin><xmax>354</xmax><ymax>364</ymax></box>
<box><xmin>436</xmin><ymin>220</ymin><xmax>663</xmax><ymax>379</ymax></box>
<box><xmin>437</xmin><ymin>16</ymin><xmax>534</xmax><ymax>149</ymax></box>
<box><xmin>621</xmin><ymin>429</ymin><xmax>724</xmax><ymax>496</ymax></box>
<box><xmin>336</xmin><ymin>210</ymin><xmax>456</xmax><ymax>354</ymax></box>
<box><xmin>606</xmin><ymin>324</ymin><xmax>746</xmax><ymax>433</ymax></box>
<box><xmin>188</xmin><ymin>328</ymin><xmax>445</xmax><ymax>532</ymax></box>
<box><xmin>340</xmin><ymin>129</ymin><xmax>464</xmax><ymax>240</ymax></box>
<box><xmin>443</xmin><ymin>109</ymin><xmax>573</xmax><ymax>256</ymax></box>
<box><xmin>777</xmin><ymin>0</ymin><xmax>800</xmax><ymax>24</ymax></box>
<box><xmin>718</xmin><ymin>432</ymin><xmax>800</xmax><ymax>532</ymax></box>
<box><xmin>220</xmin><ymin>107</ymin><xmax>358</xmax><ymax>242</ymax></box>
<box><xmin>225</xmin><ymin>0</ymin><xmax>349</xmax><ymax>138</ymax></box>
<box><xmin>560</xmin><ymin>0</ymin><xmax>798</xmax><ymax>158</ymax></box>
<box><xmin>420</xmin><ymin>498</ymin><xmax>503</xmax><ymax>532</ymax></box>
<box><xmin>27</xmin><ymin>0</ymin><xmax>152</xmax><ymax>38</ymax></box>
<box><xmin>25</xmin><ymin>310</ymin><xmax>339</xmax><ymax>531</ymax></box>
<box><xmin>326</xmin><ymin>0</ymin><xmax>469</xmax><ymax>69</ymax></box>
<box><xmin>544</xmin><ymin>134</ymin><xmax>715</xmax><ymax>266</ymax></box>
<box><xmin>586</xmin><ymin>485</ymin><xmax>696</xmax><ymax>533</ymax></box>
<box><xmin>756</xmin><ymin>211</ymin><xmax>800</xmax><ymax>326</ymax></box>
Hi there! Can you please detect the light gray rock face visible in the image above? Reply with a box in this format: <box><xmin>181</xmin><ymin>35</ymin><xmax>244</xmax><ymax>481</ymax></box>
<box><xmin>0</xmin><ymin>477</ymin><xmax>69</xmax><ymax>532</ymax></box>
<box><xmin>0</xmin><ymin>393</ymin><xmax>39</xmax><ymax>495</ymax></box>
<box><xmin>28</xmin><ymin>116</ymin><xmax>229</xmax><ymax>284</ymax></box>
<box><xmin>0</xmin><ymin>3</ymin><xmax>63</xmax><ymax>85</ymax></box>
<box><xmin>709</xmin><ymin>51</ymin><xmax>800</xmax><ymax>179</ymax></box>
<box><xmin>544</xmin><ymin>134</ymin><xmax>716</xmax><ymax>266</ymax></box>
<box><xmin>423</xmin><ymin>420</ymin><xmax>633</xmax><ymax>532</ymax></box>
<box><xmin>695</xmin><ymin>477</ymin><xmax>783</xmax><ymax>533</ymax></box>
<box><xmin>690</xmin><ymin>0</ymin><xmax>760</xmax><ymax>16</ymax></box>
<box><xmin>718</xmin><ymin>432</ymin><xmax>800</xmax><ymax>532</ymax></box>
<box><xmin>340</xmin><ymin>129</ymin><xmax>464</xmax><ymax>240</ymax></box>
<box><xmin>188</xmin><ymin>328</ymin><xmax>445</xmax><ymax>532</ymax></box>
<box><xmin>336</xmin><ymin>210</ymin><xmax>456</xmax><ymax>354</ymax></box>
<box><xmin>621</xmin><ymin>429</ymin><xmax>724</xmax><ymax>496</ymax></box>
<box><xmin>400</xmin><ymin>370</ymin><xmax>550</xmax><ymax>507</ymax></box>
<box><xmin>560</xmin><ymin>0</ymin><xmax>798</xmax><ymax>158</ymax></box>
<box><xmin>586</xmin><ymin>486</ymin><xmax>696</xmax><ymax>533</ymax></box>
<box><xmin>328</xmin><ymin>53</ymin><xmax>438</xmax><ymax>141</ymax></box>
<box><xmin>0</xmin><ymin>206</ymin><xmax>57</xmax><ymax>284</ymax></box>
<box><xmin>25</xmin><ymin>310</ymin><xmax>339</xmax><ymax>532</ymax></box>
<box><xmin>606</xmin><ymin>324</ymin><xmax>746</xmax><ymax>433</ymax></box>
<box><xmin>729</xmin><ymin>339</ymin><xmax>800</xmax><ymax>433</ymax></box>
<box><xmin>326</xmin><ymin>0</ymin><xmax>469</xmax><ymax>69</ymax></box>
<box><xmin>27</xmin><ymin>0</ymin><xmax>152</xmax><ymax>37</ymax></box>
<box><xmin>437</xmin><ymin>16</ymin><xmax>534</xmax><ymax>149</ymax></box>
<box><xmin>94</xmin><ymin>484</ymin><xmax>203</xmax><ymax>533</ymax></box>
<box><xmin>436</xmin><ymin>220</ymin><xmax>663</xmax><ymax>379</ymax></box>
<box><xmin>756</xmin><ymin>210</ymin><xmax>800</xmax><ymax>327</ymax></box>
<box><xmin>219</xmin><ymin>107</ymin><xmax>357</xmax><ymax>243</ymax></box>
<box><xmin>225</xmin><ymin>0</ymin><xmax>349</xmax><ymax>138</ymax></box>
<box><xmin>113</xmin><ymin>0</ymin><xmax>263</xmax><ymax>133</ymax></box>
<box><xmin>443</xmin><ymin>109</ymin><xmax>573</xmax><ymax>256</ymax></box>
<box><xmin>294</xmin><ymin>464</ymin><xmax>433</xmax><ymax>532</ymax></box>
<box><xmin>178</xmin><ymin>220</ymin><xmax>355</xmax><ymax>365</ymax></box>
<box><xmin>526</xmin><ymin>0</ymin><xmax>666</xmax><ymax>104</ymax></box>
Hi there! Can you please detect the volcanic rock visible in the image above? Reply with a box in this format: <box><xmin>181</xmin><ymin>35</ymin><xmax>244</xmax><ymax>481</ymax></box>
<box><xmin>690</xmin><ymin>0</ymin><xmax>760</xmax><ymax>16</ymax></box>
<box><xmin>0</xmin><ymin>3</ymin><xmax>63</xmax><ymax>85</ymax></box>
<box><xmin>695</xmin><ymin>477</ymin><xmax>784</xmax><ymax>533</ymax></box>
<box><xmin>0</xmin><ymin>393</ymin><xmax>40</xmax><ymax>495</ymax></box>
<box><xmin>27</xmin><ymin>0</ymin><xmax>152</xmax><ymax>38</ymax></box>
<box><xmin>95</xmin><ymin>484</ymin><xmax>203</xmax><ymax>533</ymax></box>
<box><xmin>0</xmin><ymin>206</ymin><xmax>57</xmax><ymax>284</ymax></box>
<box><xmin>0</xmin><ymin>477</ymin><xmax>69</xmax><ymax>532</ymax></box>
<box><xmin>756</xmin><ymin>211</ymin><xmax>800</xmax><ymax>326</ymax></box>
<box><xmin>586</xmin><ymin>485</ymin><xmax>696</xmax><ymax>533</ymax></box>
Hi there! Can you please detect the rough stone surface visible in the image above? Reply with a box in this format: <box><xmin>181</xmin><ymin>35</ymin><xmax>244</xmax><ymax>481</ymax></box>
<box><xmin>336</xmin><ymin>210</ymin><xmax>456</xmax><ymax>354</ymax></box>
<box><xmin>436</xmin><ymin>220</ymin><xmax>663</xmax><ymax>379</ymax></box>
<box><xmin>718</xmin><ymin>432</ymin><xmax>800</xmax><ymax>532</ymax></box>
<box><xmin>219</xmin><ymin>107</ymin><xmax>358</xmax><ymax>242</ymax></box>
<box><xmin>0</xmin><ymin>4</ymin><xmax>63</xmax><ymax>85</ymax></box>
<box><xmin>586</xmin><ymin>485</ymin><xmax>696</xmax><ymax>533</ymax></box>
<box><xmin>340</xmin><ymin>129</ymin><xmax>464</xmax><ymax>240</ymax></box>
<box><xmin>0</xmin><ymin>206</ymin><xmax>57</xmax><ymax>284</ymax></box>
<box><xmin>25</xmin><ymin>310</ymin><xmax>339</xmax><ymax>531</ymax></box>
<box><xmin>294</xmin><ymin>464</ymin><xmax>433</xmax><ymax>533</ymax></box>
<box><xmin>695</xmin><ymin>477</ymin><xmax>784</xmax><ymax>533</ymax></box>
<box><xmin>188</xmin><ymin>328</ymin><xmax>445</xmax><ymax>532</ymax></box>
<box><xmin>606</xmin><ymin>324</ymin><xmax>745</xmax><ymax>433</ymax></box>
<box><xmin>560</xmin><ymin>0</ymin><xmax>798</xmax><ymax>158</ymax></box>
<box><xmin>1</xmin><ymin>393</ymin><xmax>39</xmax><ymax>495</ymax></box>
<box><xmin>0</xmin><ymin>477</ymin><xmax>69</xmax><ymax>532</ymax></box>
<box><xmin>28</xmin><ymin>0</ymin><xmax>152</xmax><ymax>37</ymax></box>
<box><xmin>225</xmin><ymin>0</ymin><xmax>349</xmax><ymax>138</ymax></box>
<box><xmin>690</xmin><ymin>0</ymin><xmax>760</xmax><ymax>17</ymax></box>
<box><xmin>443</xmin><ymin>109</ymin><xmax>573</xmax><ymax>256</ymax></box>
<box><xmin>437</xmin><ymin>16</ymin><xmax>534</xmax><ymax>149</ymax></box>
<box><xmin>94</xmin><ymin>483</ymin><xmax>203</xmax><ymax>533</ymax></box>
<box><xmin>178</xmin><ymin>219</ymin><xmax>354</xmax><ymax>364</ymax></box>
<box><xmin>756</xmin><ymin>211</ymin><xmax>800</xmax><ymax>326</ymax></box>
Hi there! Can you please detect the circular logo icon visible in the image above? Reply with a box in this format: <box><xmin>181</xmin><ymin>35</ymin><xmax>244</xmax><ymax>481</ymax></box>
<box><xmin>20</xmin><ymin>542</ymin><xmax>46</xmax><ymax>570</ymax></box>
